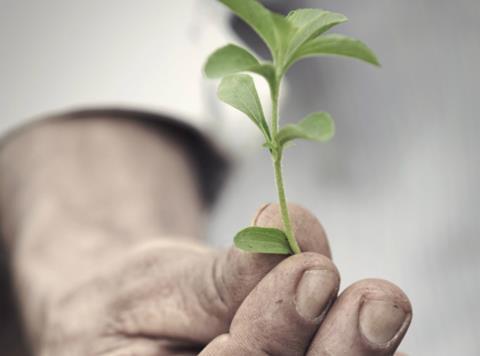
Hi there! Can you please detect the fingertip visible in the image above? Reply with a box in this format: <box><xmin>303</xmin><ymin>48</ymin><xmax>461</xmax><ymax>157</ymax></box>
<box><xmin>309</xmin><ymin>278</ymin><xmax>412</xmax><ymax>356</ymax></box>
<box><xmin>231</xmin><ymin>253</ymin><xmax>340</xmax><ymax>354</ymax></box>
<box><xmin>353</xmin><ymin>279</ymin><xmax>412</xmax><ymax>348</ymax></box>
<box><xmin>253</xmin><ymin>202</ymin><xmax>331</xmax><ymax>257</ymax></box>
<box><xmin>293</xmin><ymin>254</ymin><xmax>340</xmax><ymax>322</ymax></box>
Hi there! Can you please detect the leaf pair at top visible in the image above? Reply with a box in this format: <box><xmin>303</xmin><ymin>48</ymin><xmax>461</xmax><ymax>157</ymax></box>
<box><xmin>205</xmin><ymin>0</ymin><xmax>379</xmax><ymax>81</ymax></box>
<box><xmin>204</xmin><ymin>0</ymin><xmax>379</xmax><ymax>150</ymax></box>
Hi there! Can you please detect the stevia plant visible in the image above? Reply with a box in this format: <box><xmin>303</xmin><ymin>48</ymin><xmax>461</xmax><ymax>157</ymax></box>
<box><xmin>204</xmin><ymin>0</ymin><xmax>380</xmax><ymax>255</ymax></box>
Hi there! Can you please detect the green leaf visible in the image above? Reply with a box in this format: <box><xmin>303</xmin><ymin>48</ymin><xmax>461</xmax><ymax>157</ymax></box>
<box><xmin>217</xmin><ymin>74</ymin><xmax>270</xmax><ymax>140</ymax></box>
<box><xmin>204</xmin><ymin>44</ymin><xmax>259</xmax><ymax>78</ymax></box>
<box><xmin>284</xmin><ymin>9</ymin><xmax>347</xmax><ymax>68</ymax></box>
<box><xmin>277</xmin><ymin>112</ymin><xmax>335</xmax><ymax>146</ymax></box>
<box><xmin>204</xmin><ymin>44</ymin><xmax>276</xmax><ymax>87</ymax></box>
<box><xmin>219</xmin><ymin>0</ymin><xmax>293</xmax><ymax>62</ymax></box>
<box><xmin>234</xmin><ymin>226</ymin><xmax>293</xmax><ymax>254</ymax></box>
<box><xmin>270</xmin><ymin>13</ymin><xmax>295</xmax><ymax>65</ymax></box>
<box><xmin>291</xmin><ymin>34</ymin><xmax>380</xmax><ymax>67</ymax></box>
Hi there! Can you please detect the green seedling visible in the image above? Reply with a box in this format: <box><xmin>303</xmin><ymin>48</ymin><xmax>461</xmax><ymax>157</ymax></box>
<box><xmin>204</xmin><ymin>0</ymin><xmax>380</xmax><ymax>255</ymax></box>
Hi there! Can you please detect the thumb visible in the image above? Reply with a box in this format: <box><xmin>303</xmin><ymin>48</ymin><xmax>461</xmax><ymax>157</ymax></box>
<box><xmin>187</xmin><ymin>203</ymin><xmax>332</xmax><ymax>341</ymax></box>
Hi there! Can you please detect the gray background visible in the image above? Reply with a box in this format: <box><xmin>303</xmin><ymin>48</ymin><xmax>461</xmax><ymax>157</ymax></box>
<box><xmin>1</xmin><ymin>1</ymin><xmax>479</xmax><ymax>355</ymax></box>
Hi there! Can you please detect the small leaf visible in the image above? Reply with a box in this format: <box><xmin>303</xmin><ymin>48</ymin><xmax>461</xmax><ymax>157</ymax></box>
<box><xmin>291</xmin><ymin>34</ymin><xmax>380</xmax><ymax>67</ymax></box>
<box><xmin>217</xmin><ymin>74</ymin><xmax>270</xmax><ymax>140</ymax></box>
<box><xmin>234</xmin><ymin>226</ymin><xmax>293</xmax><ymax>254</ymax></box>
<box><xmin>219</xmin><ymin>0</ymin><xmax>293</xmax><ymax>62</ymax></box>
<box><xmin>205</xmin><ymin>44</ymin><xmax>260</xmax><ymax>78</ymax></box>
<box><xmin>204</xmin><ymin>44</ymin><xmax>276</xmax><ymax>87</ymax></box>
<box><xmin>284</xmin><ymin>9</ymin><xmax>347</xmax><ymax>68</ymax></box>
<box><xmin>277</xmin><ymin>112</ymin><xmax>335</xmax><ymax>146</ymax></box>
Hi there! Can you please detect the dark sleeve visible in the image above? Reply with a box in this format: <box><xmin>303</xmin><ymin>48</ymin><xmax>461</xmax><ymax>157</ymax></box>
<box><xmin>0</xmin><ymin>107</ymin><xmax>230</xmax><ymax>208</ymax></box>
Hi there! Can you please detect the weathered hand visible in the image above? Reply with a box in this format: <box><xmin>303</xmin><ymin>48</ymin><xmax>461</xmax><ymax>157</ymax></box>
<box><xmin>41</xmin><ymin>203</ymin><xmax>411</xmax><ymax>356</ymax></box>
<box><xmin>201</xmin><ymin>204</ymin><xmax>412</xmax><ymax>356</ymax></box>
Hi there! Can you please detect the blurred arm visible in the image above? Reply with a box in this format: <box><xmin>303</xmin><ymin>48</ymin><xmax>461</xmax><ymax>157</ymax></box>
<box><xmin>0</xmin><ymin>113</ymin><xmax>208</xmax><ymax>346</ymax></box>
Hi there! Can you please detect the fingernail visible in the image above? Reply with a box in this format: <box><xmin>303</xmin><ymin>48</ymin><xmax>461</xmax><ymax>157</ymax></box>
<box><xmin>359</xmin><ymin>299</ymin><xmax>407</xmax><ymax>345</ymax></box>
<box><xmin>252</xmin><ymin>203</ymin><xmax>271</xmax><ymax>226</ymax></box>
<box><xmin>296</xmin><ymin>269</ymin><xmax>338</xmax><ymax>320</ymax></box>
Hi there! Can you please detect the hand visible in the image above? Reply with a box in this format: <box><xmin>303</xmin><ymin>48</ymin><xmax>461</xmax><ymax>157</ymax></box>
<box><xmin>40</xmin><ymin>203</ymin><xmax>411</xmax><ymax>355</ymax></box>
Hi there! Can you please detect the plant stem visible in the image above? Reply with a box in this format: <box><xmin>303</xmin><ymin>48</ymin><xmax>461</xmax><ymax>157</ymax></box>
<box><xmin>273</xmin><ymin>153</ymin><xmax>301</xmax><ymax>254</ymax></box>
<box><xmin>271</xmin><ymin>84</ymin><xmax>279</xmax><ymax>136</ymax></box>
<box><xmin>271</xmin><ymin>79</ymin><xmax>301</xmax><ymax>255</ymax></box>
